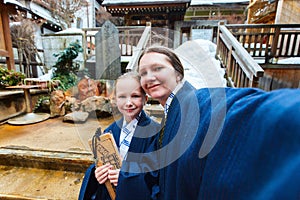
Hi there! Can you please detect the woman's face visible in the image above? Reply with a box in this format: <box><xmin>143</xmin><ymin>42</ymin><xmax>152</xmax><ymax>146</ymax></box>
<box><xmin>115</xmin><ymin>77</ymin><xmax>145</xmax><ymax>122</ymax></box>
<box><xmin>138</xmin><ymin>52</ymin><xmax>180</xmax><ymax>106</ymax></box>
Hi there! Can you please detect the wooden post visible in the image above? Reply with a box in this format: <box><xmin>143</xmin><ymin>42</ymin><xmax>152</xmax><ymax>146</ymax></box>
<box><xmin>270</xmin><ymin>26</ymin><xmax>280</xmax><ymax>62</ymax></box>
<box><xmin>0</xmin><ymin>1</ymin><xmax>15</xmax><ymax>70</ymax></box>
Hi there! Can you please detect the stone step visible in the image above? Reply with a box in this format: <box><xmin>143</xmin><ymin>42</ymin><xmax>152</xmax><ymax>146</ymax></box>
<box><xmin>0</xmin><ymin>146</ymin><xmax>94</xmax><ymax>199</ymax></box>
<box><xmin>0</xmin><ymin>165</ymin><xmax>83</xmax><ymax>199</ymax></box>
<box><xmin>144</xmin><ymin>104</ymin><xmax>164</xmax><ymax>118</ymax></box>
<box><xmin>0</xmin><ymin>146</ymin><xmax>93</xmax><ymax>172</ymax></box>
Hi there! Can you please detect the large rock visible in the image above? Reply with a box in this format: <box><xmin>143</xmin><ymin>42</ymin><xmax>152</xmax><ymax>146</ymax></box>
<box><xmin>80</xmin><ymin>96</ymin><xmax>112</xmax><ymax>114</ymax></box>
<box><xmin>63</xmin><ymin>111</ymin><xmax>89</xmax><ymax>123</ymax></box>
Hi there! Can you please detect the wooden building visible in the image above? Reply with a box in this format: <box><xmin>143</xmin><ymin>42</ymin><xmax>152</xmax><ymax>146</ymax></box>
<box><xmin>102</xmin><ymin>0</ymin><xmax>191</xmax><ymax>29</ymax></box>
<box><xmin>185</xmin><ymin>0</ymin><xmax>249</xmax><ymax>24</ymax></box>
<box><xmin>247</xmin><ymin>0</ymin><xmax>300</xmax><ymax>24</ymax></box>
<box><xmin>0</xmin><ymin>0</ymin><xmax>63</xmax><ymax>77</ymax></box>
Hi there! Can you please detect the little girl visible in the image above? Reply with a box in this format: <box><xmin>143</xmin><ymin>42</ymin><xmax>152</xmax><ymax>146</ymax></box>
<box><xmin>79</xmin><ymin>72</ymin><xmax>160</xmax><ymax>200</ymax></box>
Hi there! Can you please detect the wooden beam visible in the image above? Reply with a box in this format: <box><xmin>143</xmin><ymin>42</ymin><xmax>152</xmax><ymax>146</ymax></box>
<box><xmin>0</xmin><ymin>1</ymin><xmax>15</xmax><ymax>70</ymax></box>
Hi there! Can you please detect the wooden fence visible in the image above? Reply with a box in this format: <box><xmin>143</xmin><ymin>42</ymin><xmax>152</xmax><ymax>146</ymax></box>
<box><xmin>216</xmin><ymin>22</ymin><xmax>264</xmax><ymax>88</ymax></box>
<box><xmin>216</xmin><ymin>23</ymin><xmax>300</xmax><ymax>90</ymax></box>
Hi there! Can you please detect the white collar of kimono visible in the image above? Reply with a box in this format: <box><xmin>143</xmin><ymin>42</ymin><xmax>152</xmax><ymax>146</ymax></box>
<box><xmin>119</xmin><ymin>112</ymin><xmax>141</xmax><ymax>160</ymax></box>
<box><xmin>164</xmin><ymin>79</ymin><xmax>185</xmax><ymax>116</ymax></box>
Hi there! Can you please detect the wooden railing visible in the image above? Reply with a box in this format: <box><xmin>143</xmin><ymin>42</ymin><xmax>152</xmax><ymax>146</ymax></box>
<box><xmin>225</xmin><ymin>24</ymin><xmax>300</xmax><ymax>64</ymax></box>
<box><xmin>126</xmin><ymin>25</ymin><xmax>152</xmax><ymax>72</ymax></box>
<box><xmin>82</xmin><ymin>26</ymin><xmax>147</xmax><ymax>60</ymax></box>
<box><xmin>216</xmin><ymin>22</ymin><xmax>264</xmax><ymax>88</ymax></box>
<box><xmin>223</xmin><ymin>24</ymin><xmax>300</xmax><ymax>90</ymax></box>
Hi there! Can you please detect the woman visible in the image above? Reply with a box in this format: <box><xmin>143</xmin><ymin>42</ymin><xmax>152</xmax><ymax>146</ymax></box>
<box><xmin>138</xmin><ymin>46</ymin><xmax>300</xmax><ymax>199</ymax></box>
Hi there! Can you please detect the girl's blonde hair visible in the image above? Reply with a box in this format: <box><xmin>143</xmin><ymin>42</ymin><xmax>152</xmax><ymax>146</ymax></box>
<box><xmin>113</xmin><ymin>71</ymin><xmax>146</xmax><ymax>96</ymax></box>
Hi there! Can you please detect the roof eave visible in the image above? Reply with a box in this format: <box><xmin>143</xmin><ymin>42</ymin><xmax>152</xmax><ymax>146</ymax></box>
<box><xmin>103</xmin><ymin>0</ymin><xmax>191</xmax><ymax>6</ymax></box>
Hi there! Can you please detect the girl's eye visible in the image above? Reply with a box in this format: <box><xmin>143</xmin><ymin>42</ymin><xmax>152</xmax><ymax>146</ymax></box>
<box><xmin>118</xmin><ymin>95</ymin><xmax>126</xmax><ymax>99</ymax></box>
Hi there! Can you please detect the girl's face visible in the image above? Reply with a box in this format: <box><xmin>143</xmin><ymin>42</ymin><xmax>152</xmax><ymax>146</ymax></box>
<box><xmin>138</xmin><ymin>52</ymin><xmax>181</xmax><ymax>106</ymax></box>
<box><xmin>115</xmin><ymin>77</ymin><xmax>145</xmax><ymax>123</ymax></box>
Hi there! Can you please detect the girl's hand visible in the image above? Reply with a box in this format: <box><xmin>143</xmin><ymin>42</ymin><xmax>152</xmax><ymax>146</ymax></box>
<box><xmin>108</xmin><ymin>168</ymin><xmax>120</xmax><ymax>186</ymax></box>
<box><xmin>95</xmin><ymin>164</ymin><xmax>111</xmax><ymax>184</ymax></box>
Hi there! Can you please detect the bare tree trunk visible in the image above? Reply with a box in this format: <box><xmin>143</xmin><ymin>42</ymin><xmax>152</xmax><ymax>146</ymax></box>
<box><xmin>17</xmin><ymin>48</ymin><xmax>24</xmax><ymax>76</ymax></box>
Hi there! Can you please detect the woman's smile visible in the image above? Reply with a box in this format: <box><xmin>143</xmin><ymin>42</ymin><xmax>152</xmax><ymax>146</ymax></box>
<box><xmin>147</xmin><ymin>83</ymin><xmax>160</xmax><ymax>90</ymax></box>
<box><xmin>125</xmin><ymin>108</ymin><xmax>135</xmax><ymax>113</ymax></box>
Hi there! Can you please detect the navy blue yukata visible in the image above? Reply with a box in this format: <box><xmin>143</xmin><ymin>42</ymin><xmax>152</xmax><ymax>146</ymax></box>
<box><xmin>154</xmin><ymin>81</ymin><xmax>300</xmax><ymax>200</ymax></box>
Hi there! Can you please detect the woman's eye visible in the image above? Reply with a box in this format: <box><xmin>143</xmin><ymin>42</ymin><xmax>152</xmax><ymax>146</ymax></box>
<box><xmin>154</xmin><ymin>66</ymin><xmax>163</xmax><ymax>71</ymax></box>
<box><xmin>132</xmin><ymin>95</ymin><xmax>141</xmax><ymax>98</ymax></box>
<box><xmin>139</xmin><ymin>71</ymin><xmax>146</xmax><ymax>77</ymax></box>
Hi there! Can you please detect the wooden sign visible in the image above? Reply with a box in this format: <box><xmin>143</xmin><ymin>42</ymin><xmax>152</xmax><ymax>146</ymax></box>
<box><xmin>89</xmin><ymin>128</ymin><xmax>122</xmax><ymax>200</ymax></box>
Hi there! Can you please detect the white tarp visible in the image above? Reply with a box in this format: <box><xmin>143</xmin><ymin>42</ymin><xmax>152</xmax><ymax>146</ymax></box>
<box><xmin>191</xmin><ymin>0</ymin><xmax>249</xmax><ymax>6</ymax></box>
<box><xmin>29</xmin><ymin>2</ymin><xmax>58</xmax><ymax>24</ymax></box>
<box><xmin>103</xmin><ymin>0</ymin><xmax>190</xmax><ymax>5</ymax></box>
<box><xmin>4</xmin><ymin>0</ymin><xmax>26</xmax><ymax>9</ymax></box>
<box><xmin>175</xmin><ymin>39</ymin><xmax>227</xmax><ymax>89</ymax></box>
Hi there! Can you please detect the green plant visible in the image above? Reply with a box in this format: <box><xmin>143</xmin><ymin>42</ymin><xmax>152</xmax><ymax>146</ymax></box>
<box><xmin>0</xmin><ymin>67</ymin><xmax>26</xmax><ymax>89</ymax></box>
<box><xmin>51</xmin><ymin>40</ymin><xmax>84</xmax><ymax>91</ymax></box>
<box><xmin>33</xmin><ymin>95</ymin><xmax>50</xmax><ymax>113</ymax></box>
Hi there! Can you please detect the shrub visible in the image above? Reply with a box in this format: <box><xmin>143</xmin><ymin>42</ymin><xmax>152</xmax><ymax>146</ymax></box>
<box><xmin>51</xmin><ymin>40</ymin><xmax>85</xmax><ymax>91</ymax></box>
<box><xmin>0</xmin><ymin>67</ymin><xmax>26</xmax><ymax>89</ymax></box>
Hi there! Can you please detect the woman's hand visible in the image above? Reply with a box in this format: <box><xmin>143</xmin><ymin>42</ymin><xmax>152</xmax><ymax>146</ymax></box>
<box><xmin>108</xmin><ymin>168</ymin><xmax>120</xmax><ymax>186</ymax></box>
<box><xmin>95</xmin><ymin>163</ymin><xmax>111</xmax><ymax>184</ymax></box>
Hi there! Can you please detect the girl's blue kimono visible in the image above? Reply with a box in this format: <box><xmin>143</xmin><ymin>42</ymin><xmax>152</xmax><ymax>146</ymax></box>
<box><xmin>79</xmin><ymin>110</ymin><xmax>160</xmax><ymax>200</ymax></box>
<box><xmin>156</xmin><ymin>81</ymin><xmax>300</xmax><ymax>199</ymax></box>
